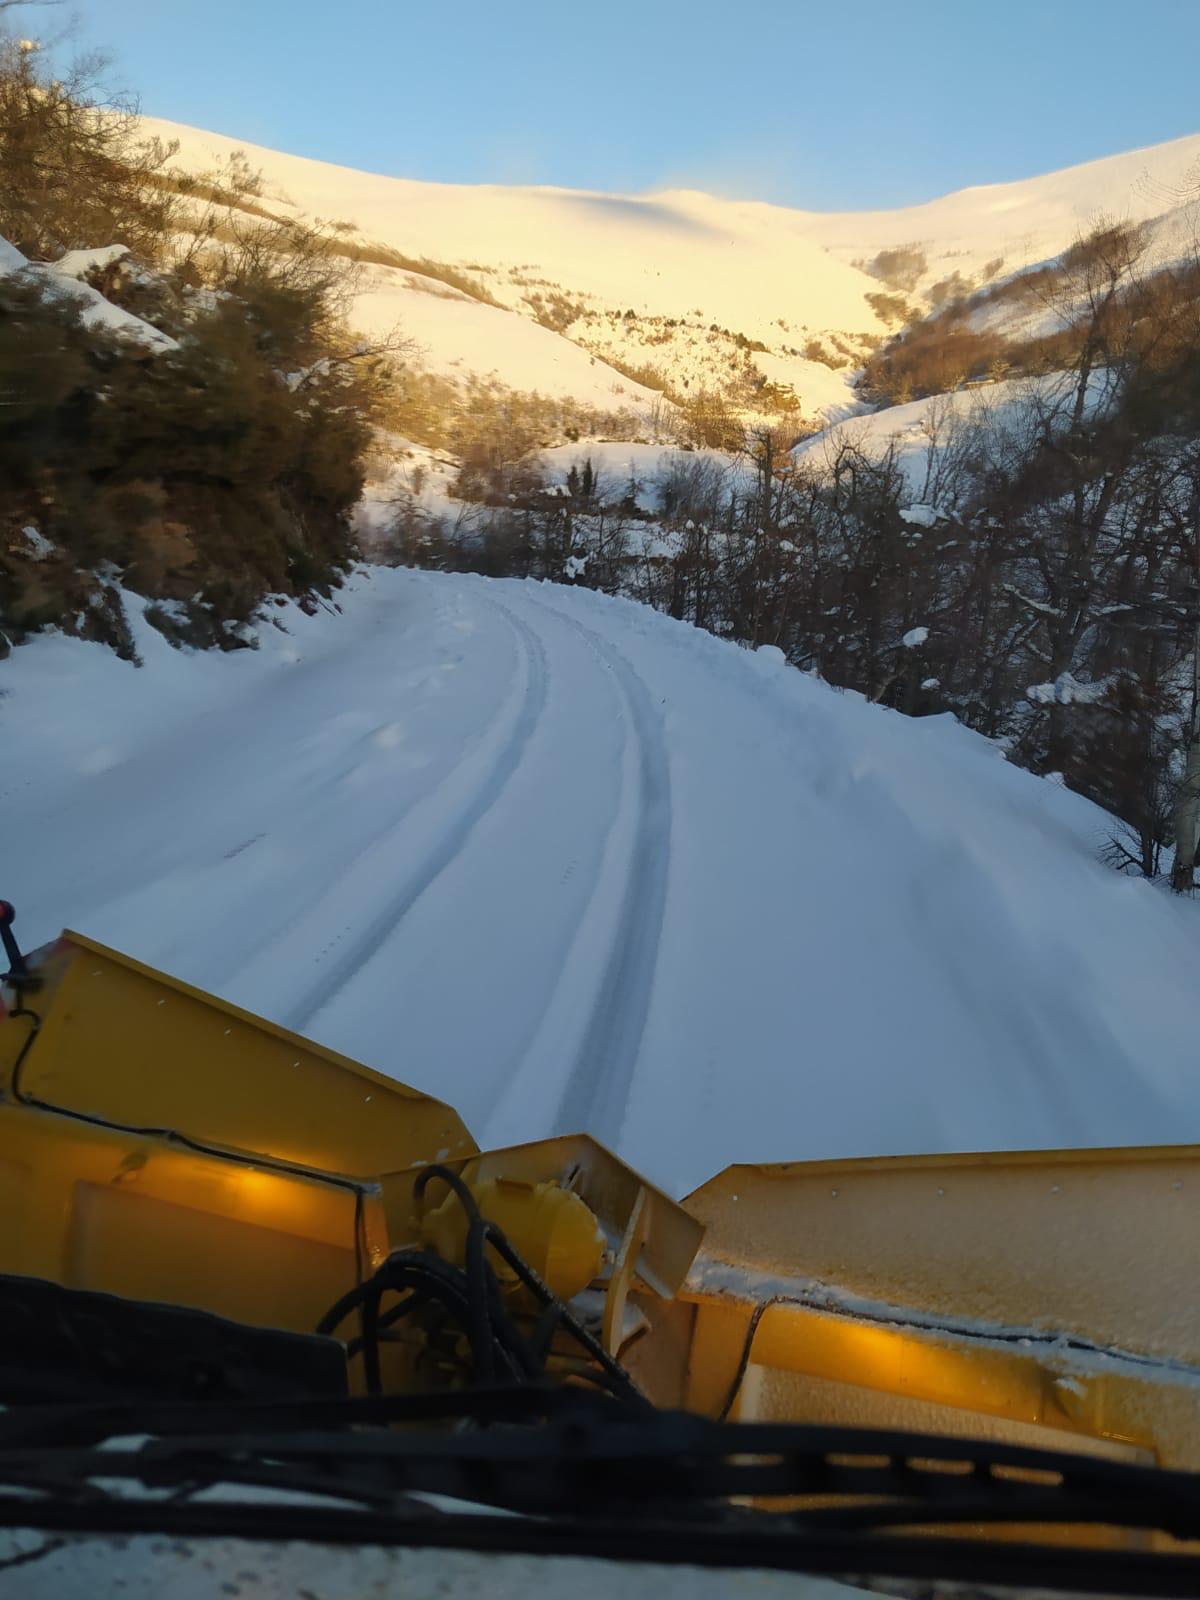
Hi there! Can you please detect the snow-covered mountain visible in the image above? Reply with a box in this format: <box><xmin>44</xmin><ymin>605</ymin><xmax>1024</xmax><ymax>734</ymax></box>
<box><xmin>142</xmin><ymin>116</ymin><xmax>1200</xmax><ymax>424</ymax></box>
<box><xmin>801</xmin><ymin>131</ymin><xmax>1200</xmax><ymax>292</ymax></box>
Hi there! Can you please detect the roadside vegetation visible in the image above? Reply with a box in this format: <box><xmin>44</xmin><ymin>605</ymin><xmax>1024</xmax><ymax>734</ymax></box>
<box><xmin>0</xmin><ymin>24</ymin><xmax>395</xmax><ymax>656</ymax></box>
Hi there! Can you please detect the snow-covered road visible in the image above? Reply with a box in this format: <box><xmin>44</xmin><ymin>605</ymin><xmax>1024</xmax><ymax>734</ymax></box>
<box><xmin>5</xmin><ymin>568</ymin><xmax>1200</xmax><ymax>1195</ymax></box>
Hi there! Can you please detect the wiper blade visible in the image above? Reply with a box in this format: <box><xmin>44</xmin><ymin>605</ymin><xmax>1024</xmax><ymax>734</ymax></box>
<box><xmin>0</xmin><ymin>1383</ymin><xmax>617</xmax><ymax>1450</ymax></box>
<box><xmin>8</xmin><ymin>1424</ymin><xmax>1196</xmax><ymax>1527</ymax></box>
<box><xmin>1</xmin><ymin>1493</ymin><xmax>1200</xmax><ymax>1599</ymax></box>
<box><xmin>4</xmin><ymin>1405</ymin><xmax>1200</xmax><ymax>1593</ymax></box>
<box><xmin>4</xmin><ymin>1440</ymin><xmax>1195</xmax><ymax>1541</ymax></box>
<box><xmin>1</xmin><ymin>1414</ymin><xmax>1199</xmax><ymax>1531</ymax></box>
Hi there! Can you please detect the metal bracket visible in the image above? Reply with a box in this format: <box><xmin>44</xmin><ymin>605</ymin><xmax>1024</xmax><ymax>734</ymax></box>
<box><xmin>603</xmin><ymin>1184</ymin><xmax>651</xmax><ymax>1355</ymax></box>
<box><xmin>0</xmin><ymin>901</ymin><xmax>38</xmax><ymax>992</ymax></box>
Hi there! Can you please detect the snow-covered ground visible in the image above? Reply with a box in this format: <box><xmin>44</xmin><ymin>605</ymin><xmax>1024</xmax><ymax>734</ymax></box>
<box><xmin>5</xmin><ymin>570</ymin><xmax>1199</xmax><ymax>1198</ymax></box>
<box><xmin>130</xmin><ymin>116</ymin><xmax>888</xmax><ymax>423</ymax></box>
<box><xmin>354</xmin><ymin>439</ymin><xmax>754</xmax><ymax>546</ymax></box>
<box><xmin>351</xmin><ymin>263</ymin><xmax>660</xmax><ymax>409</ymax></box>
<box><xmin>791</xmin><ymin>369</ymin><xmax>1086</xmax><ymax>490</ymax></box>
<box><xmin>0</xmin><ymin>1529</ymin><xmax>867</xmax><ymax>1599</ymax></box>
<box><xmin>145</xmin><ymin>115</ymin><xmax>1200</xmax><ymax>337</ymax></box>
<box><xmin>790</xmin><ymin>369</ymin><xmax>1121</xmax><ymax>513</ymax></box>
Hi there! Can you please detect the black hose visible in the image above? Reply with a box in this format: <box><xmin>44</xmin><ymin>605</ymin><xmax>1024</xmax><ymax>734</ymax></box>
<box><xmin>412</xmin><ymin>1164</ymin><xmax>480</xmax><ymax>1222</ymax></box>
<box><xmin>345</xmin><ymin>1292</ymin><xmax>420</xmax><ymax>1358</ymax></box>
<box><xmin>716</xmin><ymin>1297</ymin><xmax>806</xmax><ymax>1420</ymax></box>
<box><xmin>480</xmin><ymin>1219</ymin><xmax>648</xmax><ymax>1407</ymax></box>
<box><xmin>360</xmin><ymin>1281</ymin><xmax>383</xmax><ymax>1397</ymax></box>
<box><xmin>317</xmin><ymin>1165</ymin><xmax>649</xmax><ymax>1410</ymax></box>
<box><xmin>463</xmin><ymin>1212</ymin><xmax>495</xmax><ymax>1382</ymax></box>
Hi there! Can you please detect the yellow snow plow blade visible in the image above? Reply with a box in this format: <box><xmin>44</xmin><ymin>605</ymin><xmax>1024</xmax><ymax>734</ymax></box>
<box><xmin>0</xmin><ymin>929</ymin><xmax>698</xmax><ymax>1357</ymax></box>
<box><xmin>0</xmin><ymin>929</ymin><xmax>473</xmax><ymax>1333</ymax></box>
<box><xmin>3</xmin><ymin>926</ymin><xmax>1200</xmax><ymax>1491</ymax></box>
<box><xmin>678</xmin><ymin>1149</ymin><xmax>1200</xmax><ymax>1469</ymax></box>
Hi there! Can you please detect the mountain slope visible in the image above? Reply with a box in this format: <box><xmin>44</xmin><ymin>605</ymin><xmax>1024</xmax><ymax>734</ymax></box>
<box><xmin>142</xmin><ymin>115</ymin><xmax>889</xmax><ymax>340</ymax></box>
<box><xmin>139</xmin><ymin>116</ymin><xmax>1200</xmax><ymax>426</ymax></box>
<box><xmin>801</xmin><ymin>130</ymin><xmax>1200</xmax><ymax>288</ymax></box>
<box><xmin>351</xmin><ymin>263</ymin><xmax>662</xmax><ymax>408</ymax></box>
<box><xmin>5</xmin><ymin>568</ymin><xmax>1198</xmax><ymax>1196</ymax></box>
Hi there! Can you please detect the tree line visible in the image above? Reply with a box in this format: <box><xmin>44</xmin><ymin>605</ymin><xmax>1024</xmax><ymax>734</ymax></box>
<box><xmin>381</xmin><ymin>221</ymin><xmax>1200</xmax><ymax>889</ymax></box>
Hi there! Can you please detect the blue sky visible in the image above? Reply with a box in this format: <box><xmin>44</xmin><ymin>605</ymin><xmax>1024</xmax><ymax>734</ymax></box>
<box><xmin>60</xmin><ymin>0</ymin><xmax>1200</xmax><ymax>209</ymax></box>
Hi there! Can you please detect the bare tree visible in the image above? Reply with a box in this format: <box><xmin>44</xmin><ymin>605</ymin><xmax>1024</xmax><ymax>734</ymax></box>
<box><xmin>0</xmin><ymin>32</ymin><xmax>180</xmax><ymax>260</ymax></box>
<box><xmin>1172</xmin><ymin>637</ymin><xmax>1200</xmax><ymax>890</ymax></box>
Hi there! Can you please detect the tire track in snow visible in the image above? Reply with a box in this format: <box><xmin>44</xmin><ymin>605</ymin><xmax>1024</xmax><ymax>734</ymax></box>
<box><xmin>517</xmin><ymin>594</ymin><xmax>673</xmax><ymax>1147</ymax></box>
<box><xmin>148</xmin><ymin>581</ymin><xmax>518</xmax><ymax>1004</ymax></box>
<box><xmin>283</xmin><ymin>596</ymin><xmax>550</xmax><ymax>1035</ymax></box>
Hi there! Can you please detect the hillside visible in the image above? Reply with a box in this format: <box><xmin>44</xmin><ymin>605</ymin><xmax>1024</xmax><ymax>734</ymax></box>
<box><xmin>142</xmin><ymin>113</ymin><xmax>887</xmax><ymax>321</ymax></box>
<box><xmin>142</xmin><ymin>116</ymin><xmax>1200</xmax><ymax>425</ymax></box>
<box><xmin>350</xmin><ymin>263</ymin><xmax>663</xmax><ymax>408</ymax></box>
<box><xmin>802</xmin><ymin>131</ymin><xmax>1200</xmax><ymax>293</ymax></box>
<box><xmin>6</xmin><ymin>568</ymin><xmax>1199</xmax><ymax>1196</ymax></box>
<box><xmin>140</xmin><ymin>114</ymin><xmax>886</xmax><ymax>423</ymax></box>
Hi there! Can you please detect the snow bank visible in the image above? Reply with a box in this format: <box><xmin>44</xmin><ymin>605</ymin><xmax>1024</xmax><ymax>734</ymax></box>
<box><xmin>0</xmin><ymin>233</ymin><xmax>176</xmax><ymax>353</ymax></box>
<box><xmin>900</xmin><ymin>505</ymin><xmax>941</xmax><ymax>529</ymax></box>
<box><xmin>51</xmin><ymin>244</ymin><xmax>131</xmax><ymax>281</ymax></box>
<box><xmin>4</xmin><ymin>570</ymin><xmax>1198</xmax><ymax>1197</ymax></box>
<box><xmin>0</xmin><ymin>1523</ymin><xmax>858</xmax><ymax>1599</ymax></box>
<box><xmin>0</xmin><ymin>234</ymin><xmax>26</xmax><ymax>273</ymax></box>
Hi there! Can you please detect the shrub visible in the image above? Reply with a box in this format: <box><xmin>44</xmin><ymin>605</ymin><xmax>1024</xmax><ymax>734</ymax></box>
<box><xmin>865</xmin><ymin>291</ymin><xmax>914</xmax><ymax>328</ymax></box>
<box><xmin>0</xmin><ymin>263</ymin><xmax>373</xmax><ymax>650</ymax></box>
<box><xmin>864</xmin><ymin>245</ymin><xmax>927</xmax><ymax>293</ymax></box>
<box><xmin>927</xmin><ymin>271</ymin><xmax>975</xmax><ymax>308</ymax></box>
<box><xmin>801</xmin><ymin>337</ymin><xmax>845</xmax><ymax>370</ymax></box>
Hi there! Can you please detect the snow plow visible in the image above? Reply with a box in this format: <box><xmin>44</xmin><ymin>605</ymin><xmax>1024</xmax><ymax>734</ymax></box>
<box><xmin>3</xmin><ymin>907</ymin><xmax>1200</xmax><ymax>1593</ymax></box>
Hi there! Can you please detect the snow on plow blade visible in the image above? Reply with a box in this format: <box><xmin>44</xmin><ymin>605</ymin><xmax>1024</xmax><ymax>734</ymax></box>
<box><xmin>2</xmin><ymin>926</ymin><xmax>1199</xmax><ymax>1474</ymax></box>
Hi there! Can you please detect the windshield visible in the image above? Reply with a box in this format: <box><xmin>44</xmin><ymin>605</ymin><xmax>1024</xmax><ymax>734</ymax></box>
<box><xmin>1</xmin><ymin>1</ymin><xmax>1198</xmax><ymax>1593</ymax></box>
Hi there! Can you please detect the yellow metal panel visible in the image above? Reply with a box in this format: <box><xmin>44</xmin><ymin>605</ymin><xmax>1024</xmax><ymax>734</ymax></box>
<box><xmin>748</xmin><ymin>1367</ymin><xmax>1151</xmax><ymax>1464</ymax></box>
<box><xmin>603</xmin><ymin>1185</ymin><xmax>650</xmax><ymax>1355</ymax></box>
<box><xmin>0</xmin><ymin>1101</ymin><xmax>386</xmax><ymax>1335</ymax></box>
<box><xmin>684</xmin><ymin>1147</ymin><xmax>1200</xmax><ymax>1365</ymax></box>
<box><xmin>9</xmin><ymin>931</ymin><xmax>476</xmax><ymax>1180</ymax></box>
<box><xmin>68</xmin><ymin>1182</ymin><xmax>356</xmax><ymax>1333</ymax></box>
<box><xmin>683</xmin><ymin>1294</ymin><xmax>1200</xmax><ymax>1467</ymax></box>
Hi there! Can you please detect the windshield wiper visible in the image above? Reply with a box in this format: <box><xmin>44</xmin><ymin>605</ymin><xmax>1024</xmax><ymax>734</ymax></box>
<box><xmin>1</xmin><ymin>1407</ymin><xmax>1199</xmax><ymax>1595</ymax></box>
